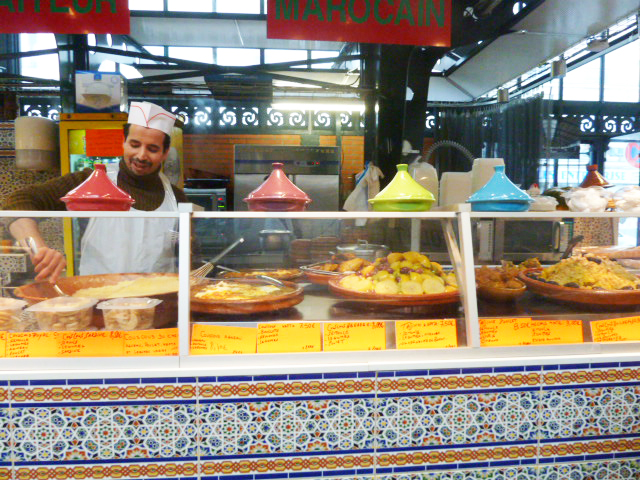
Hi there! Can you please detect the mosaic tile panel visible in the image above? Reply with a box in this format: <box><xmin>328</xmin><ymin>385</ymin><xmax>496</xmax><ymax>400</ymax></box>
<box><xmin>375</xmin><ymin>391</ymin><xmax>541</xmax><ymax>449</ymax></box>
<box><xmin>538</xmin><ymin>386</ymin><xmax>640</xmax><ymax>439</ymax></box>
<box><xmin>0</xmin><ymin>362</ymin><xmax>637</xmax><ymax>479</ymax></box>
<box><xmin>198</xmin><ymin>397</ymin><xmax>376</xmax><ymax>456</ymax></box>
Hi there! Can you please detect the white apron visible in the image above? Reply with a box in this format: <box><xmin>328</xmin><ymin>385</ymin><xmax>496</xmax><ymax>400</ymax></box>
<box><xmin>79</xmin><ymin>164</ymin><xmax>179</xmax><ymax>275</ymax></box>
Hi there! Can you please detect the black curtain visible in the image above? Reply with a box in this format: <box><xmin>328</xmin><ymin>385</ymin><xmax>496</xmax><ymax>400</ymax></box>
<box><xmin>435</xmin><ymin>95</ymin><xmax>543</xmax><ymax>188</ymax></box>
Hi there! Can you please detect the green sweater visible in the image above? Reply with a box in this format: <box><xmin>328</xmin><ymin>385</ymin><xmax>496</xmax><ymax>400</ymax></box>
<box><xmin>2</xmin><ymin>160</ymin><xmax>188</xmax><ymax>212</ymax></box>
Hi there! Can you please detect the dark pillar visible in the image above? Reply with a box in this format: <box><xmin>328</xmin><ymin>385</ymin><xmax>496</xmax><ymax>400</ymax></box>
<box><xmin>55</xmin><ymin>35</ymin><xmax>90</xmax><ymax>114</ymax></box>
<box><xmin>589</xmin><ymin>137</ymin><xmax>610</xmax><ymax>173</ymax></box>
<box><xmin>360</xmin><ymin>44</ymin><xmax>380</xmax><ymax>169</ymax></box>
<box><xmin>376</xmin><ymin>45</ymin><xmax>444</xmax><ymax>187</ymax></box>
<box><xmin>0</xmin><ymin>34</ymin><xmax>20</xmax><ymax>75</ymax></box>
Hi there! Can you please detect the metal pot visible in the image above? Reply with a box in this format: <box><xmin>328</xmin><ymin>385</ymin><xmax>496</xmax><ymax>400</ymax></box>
<box><xmin>336</xmin><ymin>240</ymin><xmax>390</xmax><ymax>262</ymax></box>
<box><xmin>259</xmin><ymin>229</ymin><xmax>293</xmax><ymax>251</ymax></box>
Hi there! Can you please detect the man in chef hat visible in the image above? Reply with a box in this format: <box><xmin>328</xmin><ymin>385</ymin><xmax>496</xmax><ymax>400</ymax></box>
<box><xmin>2</xmin><ymin>101</ymin><xmax>189</xmax><ymax>282</ymax></box>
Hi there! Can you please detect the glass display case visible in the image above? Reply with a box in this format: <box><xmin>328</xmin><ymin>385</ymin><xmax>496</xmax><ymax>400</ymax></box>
<box><xmin>1</xmin><ymin>208</ymin><xmax>639</xmax><ymax>367</ymax></box>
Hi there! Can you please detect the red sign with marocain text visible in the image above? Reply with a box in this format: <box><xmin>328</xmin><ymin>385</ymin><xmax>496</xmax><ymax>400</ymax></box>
<box><xmin>267</xmin><ymin>0</ymin><xmax>451</xmax><ymax>47</ymax></box>
<box><xmin>0</xmin><ymin>0</ymin><xmax>130</xmax><ymax>34</ymax></box>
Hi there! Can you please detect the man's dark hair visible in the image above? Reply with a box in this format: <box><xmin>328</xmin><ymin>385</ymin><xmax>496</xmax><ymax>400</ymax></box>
<box><xmin>123</xmin><ymin>123</ymin><xmax>171</xmax><ymax>152</ymax></box>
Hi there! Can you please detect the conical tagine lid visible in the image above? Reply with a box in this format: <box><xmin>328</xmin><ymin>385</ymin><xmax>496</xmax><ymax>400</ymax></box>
<box><xmin>370</xmin><ymin>164</ymin><xmax>435</xmax><ymax>202</ymax></box>
<box><xmin>61</xmin><ymin>164</ymin><xmax>135</xmax><ymax>211</ymax></box>
<box><xmin>244</xmin><ymin>162</ymin><xmax>312</xmax><ymax>202</ymax></box>
<box><xmin>467</xmin><ymin>165</ymin><xmax>533</xmax><ymax>203</ymax></box>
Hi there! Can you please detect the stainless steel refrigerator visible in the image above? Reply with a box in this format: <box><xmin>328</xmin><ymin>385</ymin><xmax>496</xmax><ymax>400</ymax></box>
<box><xmin>233</xmin><ymin>145</ymin><xmax>341</xmax><ymax>211</ymax></box>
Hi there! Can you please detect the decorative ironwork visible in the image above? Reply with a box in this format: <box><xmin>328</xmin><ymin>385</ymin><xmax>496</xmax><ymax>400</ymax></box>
<box><xmin>425</xmin><ymin>111</ymin><xmax>437</xmax><ymax>133</ymax></box>
<box><xmin>22</xmin><ymin>101</ymin><xmax>61</xmax><ymax>121</ymax></box>
<box><xmin>579</xmin><ymin>115</ymin><xmax>596</xmax><ymax>134</ymax></box>
<box><xmin>313</xmin><ymin>111</ymin><xmax>333</xmax><ymax>129</ymax></box>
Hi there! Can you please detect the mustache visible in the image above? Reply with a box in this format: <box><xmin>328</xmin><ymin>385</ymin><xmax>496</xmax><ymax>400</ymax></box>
<box><xmin>131</xmin><ymin>158</ymin><xmax>153</xmax><ymax>167</ymax></box>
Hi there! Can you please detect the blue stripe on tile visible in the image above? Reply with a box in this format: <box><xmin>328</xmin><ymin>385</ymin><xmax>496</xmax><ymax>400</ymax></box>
<box><xmin>323</xmin><ymin>372</ymin><xmax>358</xmax><ymax>379</ymax></box>
<box><xmin>178</xmin><ymin>377</ymin><xmax>197</xmax><ymax>383</ymax></box>
<box><xmin>428</xmin><ymin>368</ymin><xmax>461</xmax><ymax>376</ymax></box>
<box><xmin>590</xmin><ymin>362</ymin><xmax>619</xmax><ymax>368</ymax></box>
<box><xmin>525</xmin><ymin>365</ymin><xmax>542</xmax><ymax>371</ymax></box>
<box><xmin>67</xmin><ymin>379</ymin><xmax>103</xmax><ymax>385</ymax></box>
<box><xmin>141</xmin><ymin>377</ymin><xmax>177</xmax><ymax>384</ymax></box>
<box><xmin>538</xmin><ymin>458</ymin><xmax>555</xmax><ymax>464</ymax></box>
<box><xmin>215</xmin><ymin>475</ymin><xmax>253</xmax><ymax>480</ymax></box>
<box><xmin>461</xmin><ymin>367</ymin><xmax>493</xmax><ymax>374</ymax></box>
<box><xmin>519</xmin><ymin>459</ymin><xmax>537</xmax><ymax>465</ymax></box>
<box><xmin>200</xmin><ymin>448</ymin><xmax>375</xmax><ymax>461</ymax></box>
<box><xmin>356</xmin><ymin>468</ymin><xmax>375</xmax><ymax>475</ymax></box>
<box><xmin>199</xmin><ymin>394</ymin><xmax>376</xmax><ymax>405</ymax></box>
<box><xmin>377</xmin><ymin>372</ymin><xmax>395</xmax><ymax>378</ymax></box>
<box><xmin>621</xmin><ymin>361</ymin><xmax>640</xmax><ymax>367</ymax></box>
<box><xmin>323</xmin><ymin>469</ymin><xmax>356</xmax><ymax>476</ymax></box>
<box><xmin>15</xmin><ymin>456</ymin><xmax>199</xmax><ymax>466</ymax></box>
<box><xmin>0</xmin><ymin>404</ymin><xmax>10</xmax><ymax>408</ymax></box>
<box><xmin>376</xmin><ymin>467</ymin><xmax>393</xmax><ymax>474</ymax></box>
<box><xmin>9</xmin><ymin>380</ymin><xmax>28</xmax><ymax>386</ymax></box>
<box><xmin>615</xmin><ymin>451</ymin><xmax>640</xmax><ymax>459</ymax></box>
<box><xmin>489</xmin><ymin>460</ymin><xmax>521</xmax><ymax>467</ymax></box>
<box><xmin>12</xmin><ymin>399</ymin><xmax>197</xmax><ymax>408</ymax></box>
<box><xmin>253</xmin><ymin>375</ymin><xmax>287</xmax><ymax>381</ymax></box>
<box><xmin>199</xmin><ymin>376</ymin><xmax>217</xmax><ymax>383</ymax></box>
<box><xmin>394</xmin><ymin>370</ymin><xmax>429</xmax><ymax>377</ymax></box>
<box><xmin>104</xmin><ymin>378</ymin><xmax>140</xmax><ymax>384</ymax></box>
<box><xmin>0</xmin><ymin>462</ymin><xmax>11</xmax><ymax>467</ymax></box>
<box><xmin>493</xmin><ymin>366</ymin><xmax>525</xmax><ymax>373</ymax></box>
<box><xmin>464</xmin><ymin>462</ymin><xmax>491</xmax><ymax>469</ymax></box>
<box><xmin>560</xmin><ymin>455</ymin><xmax>585</xmax><ymax>463</ymax></box>
<box><xmin>587</xmin><ymin>454</ymin><xmax>616</xmax><ymax>461</ymax></box>
<box><xmin>394</xmin><ymin>465</ymin><xmax>425</xmax><ymax>473</ymax></box>
<box><xmin>543</xmin><ymin>381</ymin><xmax>640</xmax><ymax>391</ymax></box>
<box><xmin>288</xmin><ymin>373</ymin><xmax>323</xmax><ymax>380</ymax></box>
<box><xmin>426</xmin><ymin>465</ymin><xmax>452</xmax><ymax>471</ymax></box>
<box><xmin>559</xmin><ymin>363</ymin><xmax>590</xmax><ymax>370</ymax></box>
<box><xmin>28</xmin><ymin>379</ymin><xmax>66</xmax><ymax>386</ymax></box>
<box><xmin>217</xmin><ymin>375</ymin><xmax>252</xmax><ymax>382</ymax></box>
<box><xmin>254</xmin><ymin>474</ymin><xmax>285</xmax><ymax>480</ymax></box>
<box><xmin>378</xmin><ymin>386</ymin><xmax>541</xmax><ymax>398</ymax></box>
<box><xmin>542</xmin><ymin>364</ymin><xmax>559</xmax><ymax>371</ymax></box>
<box><xmin>0</xmin><ymin>381</ymin><xmax>8</xmax><ymax>386</ymax></box>
<box><xmin>289</xmin><ymin>472</ymin><xmax>318</xmax><ymax>478</ymax></box>
<box><xmin>357</xmin><ymin>372</ymin><xmax>376</xmax><ymax>378</ymax></box>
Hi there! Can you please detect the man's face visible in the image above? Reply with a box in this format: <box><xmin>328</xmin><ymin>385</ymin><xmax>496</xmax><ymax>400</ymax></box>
<box><xmin>123</xmin><ymin>124</ymin><xmax>168</xmax><ymax>176</ymax></box>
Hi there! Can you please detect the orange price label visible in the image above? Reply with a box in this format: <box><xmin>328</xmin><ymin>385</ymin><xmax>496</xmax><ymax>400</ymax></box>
<box><xmin>532</xmin><ymin>320</ymin><xmax>583</xmax><ymax>345</ymax></box>
<box><xmin>124</xmin><ymin>329</ymin><xmax>179</xmax><ymax>356</ymax></box>
<box><xmin>591</xmin><ymin>316</ymin><xmax>640</xmax><ymax>342</ymax></box>
<box><xmin>191</xmin><ymin>324</ymin><xmax>257</xmax><ymax>355</ymax></box>
<box><xmin>7</xmin><ymin>332</ymin><xmax>60</xmax><ymax>358</ymax></box>
<box><xmin>480</xmin><ymin>318</ymin><xmax>532</xmax><ymax>347</ymax></box>
<box><xmin>58</xmin><ymin>331</ymin><xmax>125</xmax><ymax>357</ymax></box>
<box><xmin>0</xmin><ymin>332</ymin><xmax>6</xmax><ymax>357</ymax></box>
<box><xmin>396</xmin><ymin>319</ymin><xmax>457</xmax><ymax>349</ymax></box>
<box><xmin>257</xmin><ymin>323</ymin><xmax>321</xmax><ymax>354</ymax></box>
<box><xmin>324</xmin><ymin>321</ymin><xmax>386</xmax><ymax>352</ymax></box>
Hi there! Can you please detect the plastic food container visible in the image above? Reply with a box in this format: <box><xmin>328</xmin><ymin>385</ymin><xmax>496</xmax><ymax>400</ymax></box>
<box><xmin>26</xmin><ymin>297</ymin><xmax>97</xmax><ymax>331</ymax></box>
<box><xmin>97</xmin><ymin>297</ymin><xmax>162</xmax><ymax>331</ymax></box>
<box><xmin>0</xmin><ymin>298</ymin><xmax>27</xmax><ymax>332</ymax></box>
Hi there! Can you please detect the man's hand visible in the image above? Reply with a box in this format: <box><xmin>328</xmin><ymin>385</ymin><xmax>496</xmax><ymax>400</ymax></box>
<box><xmin>31</xmin><ymin>247</ymin><xmax>66</xmax><ymax>283</ymax></box>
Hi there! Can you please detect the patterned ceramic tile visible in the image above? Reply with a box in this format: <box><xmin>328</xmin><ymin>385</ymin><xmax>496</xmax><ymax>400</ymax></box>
<box><xmin>10</xmin><ymin>380</ymin><xmax>197</xmax><ymax>404</ymax></box>
<box><xmin>375</xmin><ymin>391</ymin><xmax>541</xmax><ymax>449</ymax></box>
<box><xmin>538</xmin><ymin>386</ymin><xmax>640</xmax><ymax>439</ymax></box>
<box><xmin>197</xmin><ymin>397</ymin><xmax>376</xmax><ymax>456</ymax></box>
<box><xmin>538</xmin><ymin>459</ymin><xmax>640</xmax><ymax>480</ymax></box>
<box><xmin>377</xmin><ymin>447</ymin><xmax>539</xmax><ymax>469</ymax></box>
<box><xmin>538</xmin><ymin>437</ymin><xmax>640</xmax><ymax>459</ymax></box>
<box><xmin>197</xmin><ymin>373</ymin><xmax>376</xmax><ymax>400</ymax></box>
<box><xmin>10</xmin><ymin>403</ymin><xmax>199</xmax><ymax>462</ymax></box>
<box><xmin>200</xmin><ymin>453</ymin><xmax>375</xmax><ymax>477</ymax></box>
<box><xmin>13</xmin><ymin>461</ymin><xmax>199</xmax><ymax>479</ymax></box>
<box><xmin>377</xmin><ymin>369</ymin><xmax>543</xmax><ymax>394</ymax></box>
<box><xmin>543</xmin><ymin>364</ymin><xmax>640</xmax><ymax>387</ymax></box>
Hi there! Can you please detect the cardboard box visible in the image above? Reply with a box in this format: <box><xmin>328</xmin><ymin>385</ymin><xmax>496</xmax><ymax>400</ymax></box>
<box><xmin>75</xmin><ymin>71</ymin><xmax>127</xmax><ymax>113</ymax></box>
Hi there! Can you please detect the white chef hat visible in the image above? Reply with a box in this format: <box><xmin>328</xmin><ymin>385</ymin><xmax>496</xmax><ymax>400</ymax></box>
<box><xmin>127</xmin><ymin>101</ymin><xmax>176</xmax><ymax>136</ymax></box>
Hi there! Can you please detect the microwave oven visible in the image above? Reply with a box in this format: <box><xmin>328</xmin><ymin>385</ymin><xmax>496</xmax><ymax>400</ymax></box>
<box><xmin>476</xmin><ymin>218</ymin><xmax>574</xmax><ymax>263</ymax></box>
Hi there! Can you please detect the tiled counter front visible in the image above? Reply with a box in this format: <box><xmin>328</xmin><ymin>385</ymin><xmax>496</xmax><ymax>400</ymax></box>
<box><xmin>1</xmin><ymin>361</ymin><xmax>638</xmax><ymax>480</ymax></box>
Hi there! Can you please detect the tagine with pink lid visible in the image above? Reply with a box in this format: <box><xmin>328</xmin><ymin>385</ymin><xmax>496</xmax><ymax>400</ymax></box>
<box><xmin>61</xmin><ymin>163</ymin><xmax>135</xmax><ymax>211</ymax></box>
<box><xmin>243</xmin><ymin>162</ymin><xmax>312</xmax><ymax>211</ymax></box>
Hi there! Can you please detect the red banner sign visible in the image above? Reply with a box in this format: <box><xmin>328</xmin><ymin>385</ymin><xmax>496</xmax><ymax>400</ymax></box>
<box><xmin>267</xmin><ymin>0</ymin><xmax>451</xmax><ymax>47</ymax></box>
<box><xmin>0</xmin><ymin>0</ymin><xmax>130</xmax><ymax>34</ymax></box>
